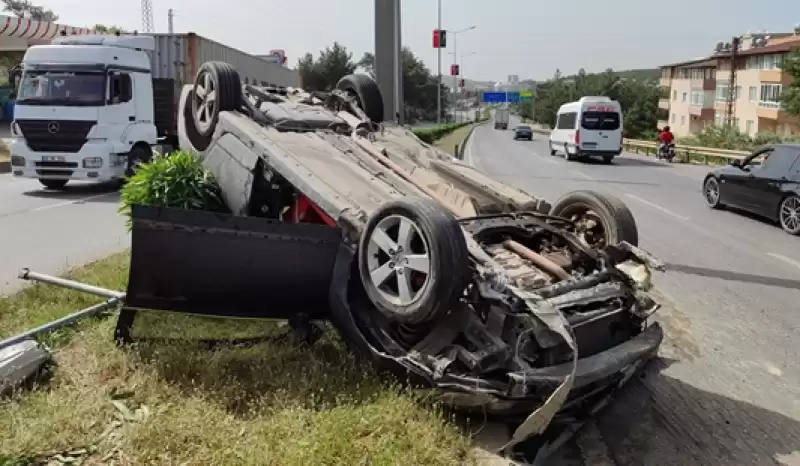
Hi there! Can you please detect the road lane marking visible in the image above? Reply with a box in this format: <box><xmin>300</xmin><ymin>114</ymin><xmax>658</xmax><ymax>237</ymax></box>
<box><xmin>29</xmin><ymin>192</ymin><xmax>116</xmax><ymax>213</ymax></box>
<box><xmin>766</xmin><ymin>252</ymin><xmax>800</xmax><ymax>271</ymax></box>
<box><xmin>570</xmin><ymin>170</ymin><xmax>594</xmax><ymax>180</ymax></box>
<box><xmin>624</xmin><ymin>193</ymin><xmax>690</xmax><ymax>221</ymax></box>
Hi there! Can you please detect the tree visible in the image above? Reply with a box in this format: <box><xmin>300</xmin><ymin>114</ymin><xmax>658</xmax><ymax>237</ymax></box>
<box><xmin>780</xmin><ymin>50</ymin><xmax>800</xmax><ymax>116</ymax></box>
<box><xmin>1</xmin><ymin>0</ymin><xmax>57</xmax><ymax>21</ymax></box>
<box><xmin>531</xmin><ymin>68</ymin><xmax>660</xmax><ymax>138</ymax></box>
<box><xmin>357</xmin><ymin>48</ymin><xmax>449</xmax><ymax>123</ymax></box>
<box><xmin>297</xmin><ymin>42</ymin><xmax>356</xmax><ymax>91</ymax></box>
<box><xmin>94</xmin><ymin>24</ymin><xmax>128</xmax><ymax>35</ymax></box>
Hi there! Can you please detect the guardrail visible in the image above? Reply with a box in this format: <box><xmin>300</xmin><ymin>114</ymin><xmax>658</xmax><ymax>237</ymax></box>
<box><xmin>528</xmin><ymin>127</ymin><xmax>749</xmax><ymax>165</ymax></box>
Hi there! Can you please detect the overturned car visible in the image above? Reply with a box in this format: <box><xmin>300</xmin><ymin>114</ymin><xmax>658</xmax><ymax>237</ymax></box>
<box><xmin>120</xmin><ymin>61</ymin><xmax>665</xmax><ymax>460</ymax></box>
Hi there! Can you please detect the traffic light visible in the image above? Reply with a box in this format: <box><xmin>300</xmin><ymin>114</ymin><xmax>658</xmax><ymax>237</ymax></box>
<box><xmin>450</xmin><ymin>64</ymin><xmax>460</xmax><ymax>76</ymax></box>
<box><xmin>432</xmin><ymin>29</ymin><xmax>447</xmax><ymax>48</ymax></box>
<box><xmin>458</xmin><ymin>78</ymin><xmax>465</xmax><ymax>88</ymax></box>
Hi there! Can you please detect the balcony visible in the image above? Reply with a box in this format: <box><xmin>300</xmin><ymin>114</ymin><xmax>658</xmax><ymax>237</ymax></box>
<box><xmin>659</xmin><ymin>77</ymin><xmax>672</xmax><ymax>88</ymax></box>
<box><xmin>689</xmin><ymin>106</ymin><xmax>714</xmax><ymax>119</ymax></box>
<box><xmin>690</xmin><ymin>78</ymin><xmax>715</xmax><ymax>90</ymax></box>
<box><xmin>658</xmin><ymin>98</ymin><xmax>670</xmax><ymax>110</ymax></box>
<box><xmin>759</xmin><ymin>69</ymin><xmax>791</xmax><ymax>84</ymax></box>
<box><xmin>657</xmin><ymin>120</ymin><xmax>669</xmax><ymax>129</ymax></box>
<box><xmin>757</xmin><ymin>103</ymin><xmax>783</xmax><ymax>120</ymax></box>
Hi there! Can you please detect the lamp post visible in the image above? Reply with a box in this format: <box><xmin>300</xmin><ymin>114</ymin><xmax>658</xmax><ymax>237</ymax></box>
<box><xmin>449</xmin><ymin>51</ymin><xmax>476</xmax><ymax>123</ymax></box>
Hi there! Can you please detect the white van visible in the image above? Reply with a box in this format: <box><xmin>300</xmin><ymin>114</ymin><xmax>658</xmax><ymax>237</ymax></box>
<box><xmin>549</xmin><ymin>96</ymin><xmax>623</xmax><ymax>163</ymax></box>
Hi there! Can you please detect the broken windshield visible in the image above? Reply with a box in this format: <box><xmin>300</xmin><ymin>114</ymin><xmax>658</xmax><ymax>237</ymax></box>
<box><xmin>17</xmin><ymin>70</ymin><xmax>106</xmax><ymax>106</ymax></box>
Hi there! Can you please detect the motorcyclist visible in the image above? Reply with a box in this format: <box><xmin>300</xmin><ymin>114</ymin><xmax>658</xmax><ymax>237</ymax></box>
<box><xmin>657</xmin><ymin>126</ymin><xmax>674</xmax><ymax>157</ymax></box>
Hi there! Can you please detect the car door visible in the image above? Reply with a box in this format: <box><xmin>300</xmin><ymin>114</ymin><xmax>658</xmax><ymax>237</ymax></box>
<box><xmin>719</xmin><ymin>148</ymin><xmax>771</xmax><ymax>209</ymax></box>
<box><xmin>743</xmin><ymin>146</ymin><xmax>800</xmax><ymax>219</ymax></box>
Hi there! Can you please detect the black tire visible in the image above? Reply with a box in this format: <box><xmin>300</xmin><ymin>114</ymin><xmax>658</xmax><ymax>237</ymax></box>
<box><xmin>39</xmin><ymin>179</ymin><xmax>67</xmax><ymax>190</ymax></box>
<box><xmin>565</xmin><ymin>144</ymin><xmax>575</xmax><ymax>161</ymax></box>
<box><xmin>778</xmin><ymin>195</ymin><xmax>800</xmax><ymax>236</ymax></box>
<box><xmin>358</xmin><ymin>197</ymin><xmax>470</xmax><ymax>324</ymax></box>
<box><xmin>550</xmin><ymin>190</ymin><xmax>639</xmax><ymax>247</ymax></box>
<box><xmin>602</xmin><ymin>155</ymin><xmax>614</xmax><ymax>164</ymax></box>
<box><xmin>183</xmin><ymin>88</ymin><xmax>213</xmax><ymax>152</ymax></box>
<box><xmin>703</xmin><ymin>176</ymin><xmax>724</xmax><ymax>210</ymax></box>
<box><xmin>191</xmin><ymin>61</ymin><xmax>242</xmax><ymax>138</ymax></box>
<box><xmin>549</xmin><ymin>143</ymin><xmax>557</xmax><ymax>156</ymax></box>
<box><xmin>125</xmin><ymin>144</ymin><xmax>153</xmax><ymax>178</ymax></box>
<box><xmin>336</xmin><ymin>74</ymin><xmax>384</xmax><ymax>123</ymax></box>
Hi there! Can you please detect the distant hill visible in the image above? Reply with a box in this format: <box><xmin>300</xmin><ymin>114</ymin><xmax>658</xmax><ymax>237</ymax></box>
<box><xmin>610</xmin><ymin>68</ymin><xmax>660</xmax><ymax>81</ymax></box>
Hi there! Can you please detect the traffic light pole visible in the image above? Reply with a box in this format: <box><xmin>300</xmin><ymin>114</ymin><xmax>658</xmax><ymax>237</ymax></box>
<box><xmin>436</xmin><ymin>0</ymin><xmax>442</xmax><ymax>125</ymax></box>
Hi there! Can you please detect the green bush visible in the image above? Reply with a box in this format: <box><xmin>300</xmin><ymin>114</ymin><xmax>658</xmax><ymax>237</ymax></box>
<box><xmin>413</xmin><ymin>121</ymin><xmax>472</xmax><ymax>144</ymax></box>
<box><xmin>680</xmin><ymin>126</ymin><xmax>800</xmax><ymax>151</ymax></box>
<box><xmin>119</xmin><ymin>150</ymin><xmax>228</xmax><ymax>230</ymax></box>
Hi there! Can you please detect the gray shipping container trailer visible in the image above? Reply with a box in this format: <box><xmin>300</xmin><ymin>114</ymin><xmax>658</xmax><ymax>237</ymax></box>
<box><xmin>147</xmin><ymin>32</ymin><xmax>302</xmax><ymax>142</ymax></box>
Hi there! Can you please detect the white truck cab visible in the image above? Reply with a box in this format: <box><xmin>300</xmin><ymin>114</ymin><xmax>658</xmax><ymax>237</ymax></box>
<box><xmin>10</xmin><ymin>34</ymin><xmax>163</xmax><ymax>189</ymax></box>
<box><xmin>549</xmin><ymin>96</ymin><xmax>623</xmax><ymax>164</ymax></box>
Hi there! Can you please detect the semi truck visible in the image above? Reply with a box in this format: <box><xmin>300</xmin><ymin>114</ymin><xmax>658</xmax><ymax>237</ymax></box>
<box><xmin>493</xmin><ymin>107</ymin><xmax>509</xmax><ymax>130</ymax></box>
<box><xmin>9</xmin><ymin>32</ymin><xmax>301</xmax><ymax>189</ymax></box>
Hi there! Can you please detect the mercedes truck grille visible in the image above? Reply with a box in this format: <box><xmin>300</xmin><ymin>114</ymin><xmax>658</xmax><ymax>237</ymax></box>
<box><xmin>16</xmin><ymin>119</ymin><xmax>96</xmax><ymax>153</ymax></box>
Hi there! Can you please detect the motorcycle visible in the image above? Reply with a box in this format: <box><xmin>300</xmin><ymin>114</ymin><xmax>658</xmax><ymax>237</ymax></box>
<box><xmin>657</xmin><ymin>143</ymin><xmax>676</xmax><ymax>162</ymax></box>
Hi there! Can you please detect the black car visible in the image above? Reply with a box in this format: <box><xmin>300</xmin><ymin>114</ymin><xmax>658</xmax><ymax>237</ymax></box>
<box><xmin>702</xmin><ymin>144</ymin><xmax>800</xmax><ymax>235</ymax></box>
<box><xmin>513</xmin><ymin>125</ymin><xmax>533</xmax><ymax>140</ymax></box>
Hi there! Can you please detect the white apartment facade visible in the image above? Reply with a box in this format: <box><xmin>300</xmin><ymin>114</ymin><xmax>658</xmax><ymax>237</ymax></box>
<box><xmin>659</xmin><ymin>32</ymin><xmax>800</xmax><ymax>138</ymax></box>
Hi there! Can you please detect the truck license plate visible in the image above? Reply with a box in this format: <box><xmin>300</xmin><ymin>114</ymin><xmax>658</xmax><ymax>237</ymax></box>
<box><xmin>42</xmin><ymin>155</ymin><xmax>65</xmax><ymax>162</ymax></box>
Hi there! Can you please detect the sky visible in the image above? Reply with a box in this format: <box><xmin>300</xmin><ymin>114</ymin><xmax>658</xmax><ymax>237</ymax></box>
<box><xmin>30</xmin><ymin>0</ymin><xmax>800</xmax><ymax>82</ymax></box>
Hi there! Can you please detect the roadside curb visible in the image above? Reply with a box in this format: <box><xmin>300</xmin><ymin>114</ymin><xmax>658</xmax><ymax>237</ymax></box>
<box><xmin>458</xmin><ymin>121</ymin><xmax>489</xmax><ymax>162</ymax></box>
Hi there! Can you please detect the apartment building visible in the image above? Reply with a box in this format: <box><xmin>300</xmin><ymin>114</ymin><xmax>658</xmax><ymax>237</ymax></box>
<box><xmin>659</xmin><ymin>30</ymin><xmax>800</xmax><ymax>138</ymax></box>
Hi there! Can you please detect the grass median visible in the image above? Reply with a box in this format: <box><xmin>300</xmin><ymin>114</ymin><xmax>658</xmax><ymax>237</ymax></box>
<box><xmin>432</xmin><ymin>123</ymin><xmax>479</xmax><ymax>157</ymax></box>
<box><xmin>0</xmin><ymin>253</ymin><xmax>472</xmax><ymax>465</ymax></box>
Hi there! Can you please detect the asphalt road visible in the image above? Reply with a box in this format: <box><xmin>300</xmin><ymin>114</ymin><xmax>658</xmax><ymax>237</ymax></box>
<box><xmin>467</xmin><ymin>119</ymin><xmax>800</xmax><ymax>465</ymax></box>
<box><xmin>0</xmin><ymin>175</ymin><xmax>128</xmax><ymax>295</ymax></box>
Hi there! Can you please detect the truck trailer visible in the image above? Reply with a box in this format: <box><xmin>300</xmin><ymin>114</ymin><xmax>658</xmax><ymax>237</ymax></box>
<box><xmin>9</xmin><ymin>32</ymin><xmax>301</xmax><ymax>189</ymax></box>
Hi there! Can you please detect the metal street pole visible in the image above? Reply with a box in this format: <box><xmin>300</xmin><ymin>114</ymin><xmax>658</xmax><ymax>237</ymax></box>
<box><xmin>375</xmin><ymin>0</ymin><xmax>402</xmax><ymax>122</ymax></box>
<box><xmin>436</xmin><ymin>0</ymin><xmax>442</xmax><ymax>125</ymax></box>
<box><xmin>393</xmin><ymin>0</ymin><xmax>403</xmax><ymax>124</ymax></box>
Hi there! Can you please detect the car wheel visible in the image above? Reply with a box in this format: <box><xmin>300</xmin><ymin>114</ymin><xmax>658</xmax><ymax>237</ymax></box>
<box><xmin>602</xmin><ymin>155</ymin><xmax>613</xmax><ymax>164</ymax></box>
<box><xmin>564</xmin><ymin>144</ymin><xmax>574</xmax><ymax>161</ymax></box>
<box><xmin>550</xmin><ymin>190</ymin><xmax>639</xmax><ymax>248</ymax></box>
<box><xmin>358</xmin><ymin>197</ymin><xmax>470</xmax><ymax>325</ymax></box>
<box><xmin>549</xmin><ymin>143</ymin><xmax>557</xmax><ymax>156</ymax></box>
<box><xmin>125</xmin><ymin>144</ymin><xmax>153</xmax><ymax>178</ymax></box>
<box><xmin>336</xmin><ymin>74</ymin><xmax>385</xmax><ymax>124</ymax></box>
<box><xmin>778</xmin><ymin>195</ymin><xmax>800</xmax><ymax>235</ymax></box>
<box><xmin>191</xmin><ymin>61</ymin><xmax>243</xmax><ymax>138</ymax></box>
<box><xmin>39</xmin><ymin>179</ymin><xmax>67</xmax><ymax>190</ymax></box>
<box><xmin>703</xmin><ymin>176</ymin><xmax>724</xmax><ymax>210</ymax></box>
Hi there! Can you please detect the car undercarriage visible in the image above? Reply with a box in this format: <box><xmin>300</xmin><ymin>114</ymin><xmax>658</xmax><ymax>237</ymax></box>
<box><xmin>76</xmin><ymin>61</ymin><xmax>666</xmax><ymax>461</ymax></box>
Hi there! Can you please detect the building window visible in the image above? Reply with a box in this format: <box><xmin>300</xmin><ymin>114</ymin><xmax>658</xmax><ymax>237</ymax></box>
<box><xmin>749</xmin><ymin>86</ymin><xmax>757</xmax><ymax>102</ymax></box>
<box><xmin>715</xmin><ymin>81</ymin><xmax>729</xmax><ymax>100</ymax></box>
<box><xmin>746</xmin><ymin>120</ymin><xmax>754</xmax><ymax>135</ymax></box>
<box><xmin>759</xmin><ymin>83</ymin><xmax>782</xmax><ymax>108</ymax></box>
<box><xmin>690</xmin><ymin>89</ymin><xmax>705</xmax><ymax>106</ymax></box>
<box><xmin>672</xmin><ymin>90</ymin><xmax>677</xmax><ymax>100</ymax></box>
<box><xmin>746</xmin><ymin>54</ymin><xmax>783</xmax><ymax>70</ymax></box>
<box><xmin>671</xmin><ymin>113</ymin><xmax>675</xmax><ymax>123</ymax></box>
<box><xmin>735</xmin><ymin>86</ymin><xmax>741</xmax><ymax>100</ymax></box>
<box><xmin>680</xmin><ymin>115</ymin><xmax>686</xmax><ymax>126</ymax></box>
<box><xmin>682</xmin><ymin>92</ymin><xmax>687</xmax><ymax>102</ymax></box>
